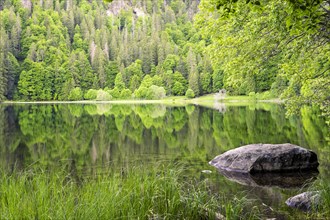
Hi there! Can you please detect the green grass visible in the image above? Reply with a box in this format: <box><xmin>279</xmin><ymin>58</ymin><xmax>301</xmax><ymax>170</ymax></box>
<box><xmin>1</xmin><ymin>166</ymin><xmax>329</xmax><ymax>219</ymax></box>
<box><xmin>306</xmin><ymin>178</ymin><xmax>330</xmax><ymax>218</ymax></box>
<box><xmin>0</xmin><ymin>165</ymin><xmax>260</xmax><ymax>220</ymax></box>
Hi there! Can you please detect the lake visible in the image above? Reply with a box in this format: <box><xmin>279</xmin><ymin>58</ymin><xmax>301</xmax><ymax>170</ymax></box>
<box><xmin>0</xmin><ymin>102</ymin><xmax>329</xmax><ymax>218</ymax></box>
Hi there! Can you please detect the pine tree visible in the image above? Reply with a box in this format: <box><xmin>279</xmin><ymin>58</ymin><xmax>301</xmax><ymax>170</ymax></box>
<box><xmin>92</xmin><ymin>47</ymin><xmax>106</xmax><ymax>88</ymax></box>
<box><xmin>187</xmin><ymin>47</ymin><xmax>199</xmax><ymax>96</ymax></box>
<box><xmin>0</xmin><ymin>51</ymin><xmax>6</xmax><ymax>101</ymax></box>
<box><xmin>10</xmin><ymin>14</ymin><xmax>22</xmax><ymax>58</ymax></box>
<box><xmin>5</xmin><ymin>53</ymin><xmax>20</xmax><ymax>99</ymax></box>
<box><xmin>105</xmin><ymin>61</ymin><xmax>119</xmax><ymax>89</ymax></box>
<box><xmin>114</xmin><ymin>72</ymin><xmax>125</xmax><ymax>90</ymax></box>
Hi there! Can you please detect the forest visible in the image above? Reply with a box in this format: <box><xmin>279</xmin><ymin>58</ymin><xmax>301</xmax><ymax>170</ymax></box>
<box><xmin>0</xmin><ymin>0</ymin><xmax>329</xmax><ymax>114</ymax></box>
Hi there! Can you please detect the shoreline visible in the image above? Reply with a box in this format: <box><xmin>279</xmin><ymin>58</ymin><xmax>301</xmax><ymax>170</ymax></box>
<box><xmin>1</xmin><ymin>95</ymin><xmax>283</xmax><ymax>105</ymax></box>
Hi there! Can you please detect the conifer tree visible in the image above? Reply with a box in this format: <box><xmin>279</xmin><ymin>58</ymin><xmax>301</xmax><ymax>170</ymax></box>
<box><xmin>187</xmin><ymin>47</ymin><xmax>199</xmax><ymax>96</ymax></box>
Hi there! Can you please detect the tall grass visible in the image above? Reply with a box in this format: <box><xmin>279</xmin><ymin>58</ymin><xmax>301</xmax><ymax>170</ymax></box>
<box><xmin>308</xmin><ymin>178</ymin><xmax>330</xmax><ymax>218</ymax></box>
<box><xmin>0</xmin><ymin>165</ymin><xmax>259</xmax><ymax>219</ymax></box>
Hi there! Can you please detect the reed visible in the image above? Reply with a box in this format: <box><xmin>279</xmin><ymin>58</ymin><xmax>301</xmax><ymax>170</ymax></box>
<box><xmin>0</xmin><ymin>165</ymin><xmax>259</xmax><ymax>219</ymax></box>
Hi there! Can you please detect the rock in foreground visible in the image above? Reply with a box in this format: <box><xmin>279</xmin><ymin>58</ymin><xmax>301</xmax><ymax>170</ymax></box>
<box><xmin>210</xmin><ymin>143</ymin><xmax>318</xmax><ymax>173</ymax></box>
<box><xmin>286</xmin><ymin>191</ymin><xmax>320</xmax><ymax>212</ymax></box>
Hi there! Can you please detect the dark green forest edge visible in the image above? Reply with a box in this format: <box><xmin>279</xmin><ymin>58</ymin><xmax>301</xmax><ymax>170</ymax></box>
<box><xmin>0</xmin><ymin>0</ymin><xmax>329</xmax><ymax>119</ymax></box>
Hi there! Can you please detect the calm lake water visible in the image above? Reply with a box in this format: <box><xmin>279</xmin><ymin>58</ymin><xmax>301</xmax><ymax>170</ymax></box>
<box><xmin>0</xmin><ymin>103</ymin><xmax>329</xmax><ymax>217</ymax></box>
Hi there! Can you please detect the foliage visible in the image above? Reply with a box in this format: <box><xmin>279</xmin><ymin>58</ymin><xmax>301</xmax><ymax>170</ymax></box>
<box><xmin>0</xmin><ymin>0</ymin><xmax>214</xmax><ymax>101</ymax></box>
<box><xmin>84</xmin><ymin>89</ymin><xmax>98</xmax><ymax>100</ymax></box>
<box><xmin>68</xmin><ymin>87</ymin><xmax>83</xmax><ymax>101</ymax></box>
<box><xmin>120</xmin><ymin>88</ymin><xmax>132</xmax><ymax>99</ymax></box>
<box><xmin>134</xmin><ymin>86</ymin><xmax>148</xmax><ymax>99</ymax></box>
<box><xmin>185</xmin><ymin>88</ymin><xmax>195</xmax><ymax>98</ymax></box>
<box><xmin>1</xmin><ymin>0</ymin><xmax>329</xmax><ymax>117</ymax></box>
<box><xmin>172</xmin><ymin>81</ymin><xmax>185</xmax><ymax>96</ymax></box>
<box><xmin>108</xmin><ymin>87</ymin><xmax>120</xmax><ymax>99</ymax></box>
<box><xmin>96</xmin><ymin>90</ymin><xmax>112</xmax><ymax>101</ymax></box>
<box><xmin>147</xmin><ymin>85</ymin><xmax>166</xmax><ymax>100</ymax></box>
<box><xmin>196</xmin><ymin>0</ymin><xmax>330</xmax><ymax>115</ymax></box>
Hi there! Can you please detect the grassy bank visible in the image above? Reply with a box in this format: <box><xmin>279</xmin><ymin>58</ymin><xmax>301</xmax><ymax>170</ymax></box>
<box><xmin>0</xmin><ymin>165</ymin><xmax>259</xmax><ymax>220</ymax></box>
<box><xmin>309</xmin><ymin>179</ymin><xmax>330</xmax><ymax>217</ymax></box>
<box><xmin>1</xmin><ymin>168</ymin><xmax>330</xmax><ymax>219</ymax></box>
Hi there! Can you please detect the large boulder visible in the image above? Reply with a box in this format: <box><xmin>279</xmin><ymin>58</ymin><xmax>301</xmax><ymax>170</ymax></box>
<box><xmin>210</xmin><ymin>143</ymin><xmax>318</xmax><ymax>173</ymax></box>
<box><xmin>286</xmin><ymin>191</ymin><xmax>321</xmax><ymax>212</ymax></box>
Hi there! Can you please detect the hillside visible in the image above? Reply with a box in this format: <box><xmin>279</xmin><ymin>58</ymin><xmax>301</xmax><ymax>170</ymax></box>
<box><xmin>0</xmin><ymin>0</ymin><xmax>212</xmax><ymax>101</ymax></box>
<box><xmin>0</xmin><ymin>0</ymin><xmax>329</xmax><ymax>120</ymax></box>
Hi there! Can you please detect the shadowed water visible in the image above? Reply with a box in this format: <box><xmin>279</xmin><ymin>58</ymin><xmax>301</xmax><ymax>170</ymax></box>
<box><xmin>0</xmin><ymin>103</ymin><xmax>329</xmax><ymax>217</ymax></box>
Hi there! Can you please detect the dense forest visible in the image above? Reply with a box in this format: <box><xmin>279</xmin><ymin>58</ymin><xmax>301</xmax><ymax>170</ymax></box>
<box><xmin>0</xmin><ymin>0</ymin><xmax>329</xmax><ymax>114</ymax></box>
<box><xmin>0</xmin><ymin>0</ymin><xmax>209</xmax><ymax>101</ymax></box>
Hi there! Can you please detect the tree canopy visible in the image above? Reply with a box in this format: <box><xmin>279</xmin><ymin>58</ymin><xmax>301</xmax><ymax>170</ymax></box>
<box><xmin>195</xmin><ymin>0</ymin><xmax>330</xmax><ymax>117</ymax></box>
<box><xmin>0</xmin><ymin>0</ymin><xmax>329</xmax><ymax>120</ymax></box>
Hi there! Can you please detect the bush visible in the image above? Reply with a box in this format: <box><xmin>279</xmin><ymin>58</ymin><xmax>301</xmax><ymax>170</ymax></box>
<box><xmin>260</xmin><ymin>91</ymin><xmax>275</xmax><ymax>100</ymax></box>
<box><xmin>96</xmin><ymin>90</ymin><xmax>112</xmax><ymax>101</ymax></box>
<box><xmin>120</xmin><ymin>89</ymin><xmax>132</xmax><ymax>99</ymax></box>
<box><xmin>134</xmin><ymin>86</ymin><xmax>148</xmax><ymax>99</ymax></box>
<box><xmin>248</xmin><ymin>92</ymin><xmax>256</xmax><ymax>99</ymax></box>
<box><xmin>172</xmin><ymin>82</ymin><xmax>185</xmax><ymax>96</ymax></box>
<box><xmin>271</xmin><ymin>76</ymin><xmax>288</xmax><ymax>96</ymax></box>
<box><xmin>185</xmin><ymin>88</ymin><xmax>195</xmax><ymax>98</ymax></box>
<box><xmin>147</xmin><ymin>85</ymin><xmax>166</xmax><ymax>100</ymax></box>
<box><xmin>135</xmin><ymin>85</ymin><xmax>166</xmax><ymax>100</ymax></box>
<box><xmin>108</xmin><ymin>87</ymin><xmax>120</xmax><ymax>99</ymax></box>
<box><xmin>68</xmin><ymin>87</ymin><xmax>83</xmax><ymax>101</ymax></box>
<box><xmin>84</xmin><ymin>89</ymin><xmax>98</xmax><ymax>100</ymax></box>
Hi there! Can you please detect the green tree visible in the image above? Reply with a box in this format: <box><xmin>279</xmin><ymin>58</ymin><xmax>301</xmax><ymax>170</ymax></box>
<box><xmin>185</xmin><ymin>88</ymin><xmax>195</xmax><ymax>98</ymax></box>
<box><xmin>124</xmin><ymin>60</ymin><xmax>144</xmax><ymax>86</ymax></box>
<box><xmin>120</xmin><ymin>88</ymin><xmax>132</xmax><ymax>99</ymax></box>
<box><xmin>172</xmin><ymin>81</ymin><xmax>185</xmax><ymax>96</ymax></box>
<box><xmin>105</xmin><ymin>61</ymin><xmax>119</xmax><ymax>89</ymax></box>
<box><xmin>200</xmin><ymin>72</ymin><xmax>212</xmax><ymax>94</ymax></box>
<box><xmin>69</xmin><ymin>50</ymin><xmax>96</xmax><ymax>91</ymax></box>
<box><xmin>84</xmin><ymin>89</ymin><xmax>98</xmax><ymax>100</ymax></box>
<box><xmin>18</xmin><ymin>61</ymin><xmax>52</xmax><ymax>100</ymax></box>
<box><xmin>68</xmin><ymin>87</ymin><xmax>83</xmax><ymax>101</ymax></box>
<box><xmin>187</xmin><ymin>48</ymin><xmax>200</xmax><ymax>96</ymax></box>
<box><xmin>114</xmin><ymin>72</ymin><xmax>125</xmax><ymax>90</ymax></box>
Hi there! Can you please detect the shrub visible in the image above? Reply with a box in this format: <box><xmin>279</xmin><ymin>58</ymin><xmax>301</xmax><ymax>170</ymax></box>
<box><xmin>108</xmin><ymin>87</ymin><xmax>120</xmax><ymax>99</ymax></box>
<box><xmin>134</xmin><ymin>86</ymin><xmax>148</xmax><ymax>99</ymax></box>
<box><xmin>260</xmin><ymin>91</ymin><xmax>275</xmax><ymax>100</ymax></box>
<box><xmin>84</xmin><ymin>89</ymin><xmax>98</xmax><ymax>100</ymax></box>
<box><xmin>248</xmin><ymin>92</ymin><xmax>256</xmax><ymax>98</ymax></box>
<box><xmin>185</xmin><ymin>88</ymin><xmax>195</xmax><ymax>98</ymax></box>
<box><xmin>172</xmin><ymin>82</ymin><xmax>185</xmax><ymax>96</ymax></box>
<box><xmin>147</xmin><ymin>85</ymin><xmax>166</xmax><ymax>100</ymax></box>
<box><xmin>68</xmin><ymin>87</ymin><xmax>83</xmax><ymax>101</ymax></box>
<box><xmin>96</xmin><ymin>90</ymin><xmax>112</xmax><ymax>101</ymax></box>
<box><xmin>120</xmin><ymin>89</ymin><xmax>132</xmax><ymax>99</ymax></box>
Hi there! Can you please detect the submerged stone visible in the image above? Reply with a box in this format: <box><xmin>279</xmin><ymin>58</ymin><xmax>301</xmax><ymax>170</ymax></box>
<box><xmin>218</xmin><ymin>169</ymin><xmax>318</xmax><ymax>188</ymax></box>
<box><xmin>286</xmin><ymin>191</ymin><xmax>321</xmax><ymax>212</ymax></box>
<box><xmin>209</xmin><ymin>143</ymin><xmax>319</xmax><ymax>173</ymax></box>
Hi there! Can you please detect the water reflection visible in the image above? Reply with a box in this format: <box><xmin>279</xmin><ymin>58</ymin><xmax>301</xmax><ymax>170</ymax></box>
<box><xmin>1</xmin><ymin>102</ymin><xmax>329</xmax><ymax>217</ymax></box>
<box><xmin>217</xmin><ymin>169</ymin><xmax>318</xmax><ymax>188</ymax></box>
<box><xmin>0</xmin><ymin>103</ymin><xmax>329</xmax><ymax>178</ymax></box>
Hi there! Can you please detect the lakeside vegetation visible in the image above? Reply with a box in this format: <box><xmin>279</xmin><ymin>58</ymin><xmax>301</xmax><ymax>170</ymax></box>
<box><xmin>0</xmin><ymin>0</ymin><xmax>329</xmax><ymax>219</ymax></box>
<box><xmin>0</xmin><ymin>165</ymin><xmax>255</xmax><ymax>219</ymax></box>
<box><xmin>1</xmin><ymin>165</ymin><xmax>330</xmax><ymax>219</ymax></box>
<box><xmin>0</xmin><ymin>0</ymin><xmax>329</xmax><ymax>118</ymax></box>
